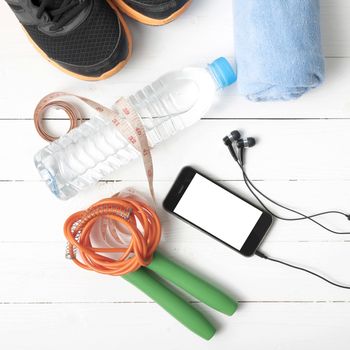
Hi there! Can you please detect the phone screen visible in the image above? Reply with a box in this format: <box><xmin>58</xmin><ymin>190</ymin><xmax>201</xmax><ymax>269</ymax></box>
<box><xmin>173</xmin><ymin>173</ymin><xmax>264</xmax><ymax>250</ymax></box>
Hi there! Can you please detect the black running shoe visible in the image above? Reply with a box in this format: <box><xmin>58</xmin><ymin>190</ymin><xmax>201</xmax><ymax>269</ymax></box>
<box><xmin>113</xmin><ymin>0</ymin><xmax>192</xmax><ymax>25</ymax></box>
<box><xmin>5</xmin><ymin>0</ymin><xmax>132</xmax><ymax>80</ymax></box>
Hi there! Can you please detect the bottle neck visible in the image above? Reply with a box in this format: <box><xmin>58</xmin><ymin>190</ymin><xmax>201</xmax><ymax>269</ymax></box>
<box><xmin>207</xmin><ymin>66</ymin><xmax>223</xmax><ymax>91</ymax></box>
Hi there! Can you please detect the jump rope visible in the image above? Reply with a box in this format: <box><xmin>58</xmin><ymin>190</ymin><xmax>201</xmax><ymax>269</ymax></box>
<box><xmin>223</xmin><ymin>130</ymin><xmax>350</xmax><ymax>290</ymax></box>
<box><xmin>64</xmin><ymin>193</ymin><xmax>237</xmax><ymax>340</ymax></box>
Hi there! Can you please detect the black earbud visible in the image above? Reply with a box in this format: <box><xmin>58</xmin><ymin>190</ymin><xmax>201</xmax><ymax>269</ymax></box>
<box><xmin>223</xmin><ymin>130</ymin><xmax>241</xmax><ymax>146</ymax></box>
<box><xmin>236</xmin><ymin>137</ymin><xmax>256</xmax><ymax>149</ymax></box>
<box><xmin>223</xmin><ymin>130</ymin><xmax>241</xmax><ymax>162</ymax></box>
<box><xmin>223</xmin><ymin>131</ymin><xmax>256</xmax><ymax>165</ymax></box>
<box><xmin>237</xmin><ymin>137</ymin><xmax>256</xmax><ymax>165</ymax></box>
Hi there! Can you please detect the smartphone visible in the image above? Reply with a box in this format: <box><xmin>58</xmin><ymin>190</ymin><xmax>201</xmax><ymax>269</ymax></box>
<box><xmin>163</xmin><ymin>166</ymin><xmax>272</xmax><ymax>256</ymax></box>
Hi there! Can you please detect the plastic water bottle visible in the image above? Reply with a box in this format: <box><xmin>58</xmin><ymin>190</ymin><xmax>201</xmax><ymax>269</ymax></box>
<box><xmin>34</xmin><ymin>57</ymin><xmax>236</xmax><ymax>200</ymax></box>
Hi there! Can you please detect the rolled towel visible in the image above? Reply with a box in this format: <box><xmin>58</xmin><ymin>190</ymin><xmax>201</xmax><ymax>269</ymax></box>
<box><xmin>234</xmin><ymin>0</ymin><xmax>325</xmax><ymax>101</ymax></box>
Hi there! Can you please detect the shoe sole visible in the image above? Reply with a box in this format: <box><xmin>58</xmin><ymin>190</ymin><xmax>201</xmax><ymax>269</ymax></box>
<box><xmin>24</xmin><ymin>4</ymin><xmax>132</xmax><ymax>81</ymax></box>
<box><xmin>113</xmin><ymin>0</ymin><xmax>192</xmax><ymax>26</ymax></box>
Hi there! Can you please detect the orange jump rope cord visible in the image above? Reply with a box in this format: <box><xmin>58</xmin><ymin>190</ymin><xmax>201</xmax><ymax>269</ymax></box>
<box><xmin>63</xmin><ymin>197</ymin><xmax>161</xmax><ymax>276</ymax></box>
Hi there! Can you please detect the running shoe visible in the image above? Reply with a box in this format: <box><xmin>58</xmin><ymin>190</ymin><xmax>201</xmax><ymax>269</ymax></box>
<box><xmin>5</xmin><ymin>0</ymin><xmax>132</xmax><ymax>80</ymax></box>
<box><xmin>113</xmin><ymin>0</ymin><xmax>192</xmax><ymax>25</ymax></box>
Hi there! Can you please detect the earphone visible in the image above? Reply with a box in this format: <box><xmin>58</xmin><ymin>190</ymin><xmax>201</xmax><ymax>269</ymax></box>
<box><xmin>223</xmin><ymin>130</ymin><xmax>350</xmax><ymax>290</ymax></box>
<box><xmin>223</xmin><ymin>131</ymin><xmax>256</xmax><ymax>165</ymax></box>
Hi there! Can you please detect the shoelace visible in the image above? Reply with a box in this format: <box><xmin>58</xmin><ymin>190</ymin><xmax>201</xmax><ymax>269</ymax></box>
<box><xmin>36</xmin><ymin>0</ymin><xmax>89</xmax><ymax>31</ymax></box>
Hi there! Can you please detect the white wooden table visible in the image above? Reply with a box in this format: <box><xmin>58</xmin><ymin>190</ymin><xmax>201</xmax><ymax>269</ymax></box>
<box><xmin>1</xmin><ymin>1</ymin><xmax>350</xmax><ymax>349</ymax></box>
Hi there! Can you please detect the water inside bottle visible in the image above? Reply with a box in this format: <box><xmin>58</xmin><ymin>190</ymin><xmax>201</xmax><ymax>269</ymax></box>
<box><xmin>34</xmin><ymin>63</ymin><xmax>225</xmax><ymax>200</ymax></box>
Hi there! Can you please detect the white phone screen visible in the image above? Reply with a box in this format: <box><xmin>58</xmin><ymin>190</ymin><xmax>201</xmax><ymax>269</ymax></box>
<box><xmin>173</xmin><ymin>173</ymin><xmax>263</xmax><ymax>250</ymax></box>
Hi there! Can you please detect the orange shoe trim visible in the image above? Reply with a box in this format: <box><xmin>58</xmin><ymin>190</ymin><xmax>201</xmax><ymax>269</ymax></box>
<box><xmin>114</xmin><ymin>0</ymin><xmax>192</xmax><ymax>26</ymax></box>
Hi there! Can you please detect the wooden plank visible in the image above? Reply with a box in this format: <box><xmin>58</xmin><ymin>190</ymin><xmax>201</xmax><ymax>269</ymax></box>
<box><xmin>0</xmin><ymin>303</ymin><xmax>349</xmax><ymax>350</ymax></box>
<box><xmin>1</xmin><ymin>0</ymin><xmax>348</xmax><ymax>58</ymax></box>
<box><xmin>0</xmin><ymin>180</ymin><xmax>349</xmax><ymax>243</ymax></box>
<box><xmin>0</xmin><ymin>1</ymin><xmax>350</xmax><ymax>119</ymax></box>
<box><xmin>0</xmin><ymin>241</ymin><xmax>349</xmax><ymax>302</ymax></box>
<box><xmin>0</xmin><ymin>119</ymin><xmax>349</xmax><ymax>181</ymax></box>
<box><xmin>0</xmin><ymin>57</ymin><xmax>349</xmax><ymax>119</ymax></box>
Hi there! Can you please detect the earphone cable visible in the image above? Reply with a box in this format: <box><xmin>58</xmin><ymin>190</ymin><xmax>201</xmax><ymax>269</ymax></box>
<box><xmin>225</xmin><ymin>141</ymin><xmax>350</xmax><ymax>289</ymax></box>
<box><xmin>255</xmin><ymin>250</ymin><xmax>350</xmax><ymax>289</ymax></box>
<box><xmin>239</xmin><ymin>162</ymin><xmax>350</xmax><ymax>234</ymax></box>
<box><xmin>227</xmin><ymin>144</ymin><xmax>350</xmax><ymax>234</ymax></box>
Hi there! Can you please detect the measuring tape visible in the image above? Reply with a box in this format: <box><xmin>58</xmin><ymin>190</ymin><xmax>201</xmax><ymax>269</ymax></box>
<box><xmin>34</xmin><ymin>92</ymin><xmax>155</xmax><ymax>200</ymax></box>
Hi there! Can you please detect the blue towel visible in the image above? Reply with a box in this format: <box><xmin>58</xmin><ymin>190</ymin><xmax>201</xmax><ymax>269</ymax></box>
<box><xmin>234</xmin><ymin>0</ymin><xmax>325</xmax><ymax>101</ymax></box>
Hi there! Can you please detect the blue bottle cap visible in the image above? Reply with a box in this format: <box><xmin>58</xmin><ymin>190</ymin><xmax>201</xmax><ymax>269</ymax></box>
<box><xmin>208</xmin><ymin>57</ymin><xmax>237</xmax><ymax>89</ymax></box>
